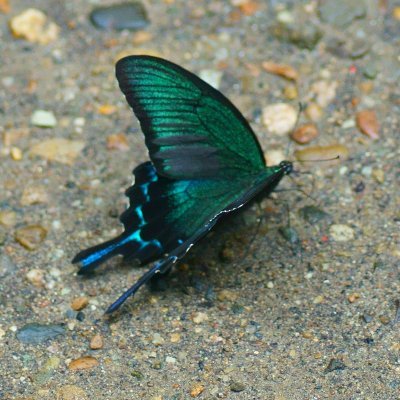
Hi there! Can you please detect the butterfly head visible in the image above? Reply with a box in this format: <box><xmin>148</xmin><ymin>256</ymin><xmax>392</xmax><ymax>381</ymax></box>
<box><xmin>279</xmin><ymin>160</ymin><xmax>293</xmax><ymax>176</ymax></box>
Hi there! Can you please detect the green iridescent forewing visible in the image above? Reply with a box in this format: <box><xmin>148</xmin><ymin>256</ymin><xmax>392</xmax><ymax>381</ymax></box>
<box><xmin>115</xmin><ymin>55</ymin><xmax>266</xmax><ymax>179</ymax></box>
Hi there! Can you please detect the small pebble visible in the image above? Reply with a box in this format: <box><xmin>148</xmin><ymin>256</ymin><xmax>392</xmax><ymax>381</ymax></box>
<box><xmin>68</xmin><ymin>356</ymin><xmax>99</xmax><ymax>371</ymax></box>
<box><xmin>319</xmin><ymin>0</ymin><xmax>366</xmax><ymax>28</ymax></box>
<box><xmin>362</xmin><ymin>314</ymin><xmax>373</xmax><ymax>323</ymax></box>
<box><xmin>379</xmin><ymin>315</ymin><xmax>391</xmax><ymax>325</ymax></box>
<box><xmin>56</xmin><ymin>385</ymin><xmax>88</xmax><ymax>400</ymax></box>
<box><xmin>30</xmin><ymin>110</ymin><xmax>57</xmax><ymax>128</ymax></box>
<box><xmin>348</xmin><ymin>293</ymin><xmax>360</xmax><ymax>303</ymax></box>
<box><xmin>325</xmin><ymin>358</ymin><xmax>346</xmax><ymax>373</ymax></box>
<box><xmin>20</xmin><ymin>185</ymin><xmax>48</xmax><ymax>206</ymax></box>
<box><xmin>294</xmin><ymin>144</ymin><xmax>349</xmax><ymax>166</ymax></box>
<box><xmin>165</xmin><ymin>356</ymin><xmax>176</xmax><ymax>363</ymax></box>
<box><xmin>230</xmin><ymin>381</ymin><xmax>246</xmax><ymax>392</ymax></box>
<box><xmin>34</xmin><ymin>356</ymin><xmax>60</xmax><ymax>384</ymax></box>
<box><xmin>217</xmin><ymin>289</ymin><xmax>238</xmax><ymax>302</ymax></box>
<box><xmin>190</xmin><ymin>383</ymin><xmax>205</xmax><ymax>398</ymax></box>
<box><xmin>170</xmin><ymin>333</ymin><xmax>181</xmax><ymax>343</ymax></box>
<box><xmin>305</xmin><ymin>102</ymin><xmax>323</xmax><ymax>122</ymax></box>
<box><xmin>98</xmin><ymin>104</ymin><xmax>117</xmax><ymax>115</ymax></box>
<box><xmin>152</xmin><ymin>333</ymin><xmax>165</xmax><ymax>346</ymax></box>
<box><xmin>329</xmin><ymin>224</ymin><xmax>355</xmax><ymax>242</ymax></box>
<box><xmin>132</xmin><ymin>30</ymin><xmax>153</xmax><ymax>45</ymax></box>
<box><xmin>192</xmin><ymin>312</ymin><xmax>209</xmax><ymax>324</ymax></box>
<box><xmin>9</xmin><ymin>8</ymin><xmax>60</xmax><ymax>44</ymax></box>
<box><xmin>264</xmin><ymin>150</ymin><xmax>285</xmax><ymax>166</ymax></box>
<box><xmin>291</xmin><ymin>123</ymin><xmax>318</xmax><ymax>144</ymax></box>
<box><xmin>131</xmin><ymin>370</ymin><xmax>144</xmax><ymax>380</ymax></box>
<box><xmin>327</xmin><ymin>37</ymin><xmax>370</xmax><ymax>59</ymax></box>
<box><xmin>15</xmin><ymin>225</ymin><xmax>47</xmax><ymax>250</ymax></box>
<box><xmin>0</xmin><ymin>0</ymin><xmax>10</xmax><ymax>14</ymax></box>
<box><xmin>356</xmin><ymin>109</ymin><xmax>379</xmax><ymax>140</ymax></box>
<box><xmin>262</xmin><ymin>61</ymin><xmax>298</xmax><ymax>81</ymax></box>
<box><xmin>16</xmin><ymin>323</ymin><xmax>65</xmax><ymax>344</ymax></box>
<box><xmin>0</xmin><ymin>253</ymin><xmax>17</xmax><ymax>278</ymax></box>
<box><xmin>10</xmin><ymin>147</ymin><xmax>23</xmax><ymax>160</ymax></box>
<box><xmin>299</xmin><ymin>205</ymin><xmax>329</xmax><ymax>224</ymax></box>
<box><xmin>279</xmin><ymin>226</ymin><xmax>300</xmax><ymax>244</ymax></box>
<box><xmin>199</xmin><ymin>69</ymin><xmax>223</xmax><ymax>89</ymax></box>
<box><xmin>90</xmin><ymin>2</ymin><xmax>149</xmax><ymax>31</ymax></box>
<box><xmin>359</xmin><ymin>82</ymin><xmax>374</xmax><ymax>96</ymax></box>
<box><xmin>372</xmin><ymin>169</ymin><xmax>384</xmax><ymax>184</ymax></box>
<box><xmin>361</xmin><ymin>166</ymin><xmax>372</xmax><ymax>177</ymax></box>
<box><xmin>89</xmin><ymin>334</ymin><xmax>103</xmax><ymax>350</ymax></box>
<box><xmin>272</xmin><ymin>10</ymin><xmax>322</xmax><ymax>50</ymax></box>
<box><xmin>393</xmin><ymin>7</ymin><xmax>400</xmax><ymax>21</ymax></box>
<box><xmin>310</xmin><ymin>80</ymin><xmax>338</xmax><ymax>107</ymax></box>
<box><xmin>26</xmin><ymin>268</ymin><xmax>45</xmax><ymax>287</ymax></box>
<box><xmin>283</xmin><ymin>84</ymin><xmax>298</xmax><ymax>100</ymax></box>
<box><xmin>71</xmin><ymin>296</ymin><xmax>89</xmax><ymax>311</ymax></box>
<box><xmin>313</xmin><ymin>295</ymin><xmax>324</xmax><ymax>304</ymax></box>
<box><xmin>236</xmin><ymin>0</ymin><xmax>259</xmax><ymax>16</ymax></box>
<box><xmin>106</xmin><ymin>133</ymin><xmax>130</xmax><ymax>151</ymax></box>
<box><xmin>30</xmin><ymin>138</ymin><xmax>85</xmax><ymax>165</ymax></box>
<box><xmin>262</xmin><ymin>103</ymin><xmax>297</xmax><ymax>136</ymax></box>
<box><xmin>341</xmin><ymin>119</ymin><xmax>355</xmax><ymax>129</ymax></box>
<box><xmin>0</xmin><ymin>210</ymin><xmax>16</xmax><ymax>227</ymax></box>
<box><xmin>302</xmin><ymin>331</ymin><xmax>313</xmax><ymax>339</ymax></box>
<box><xmin>276</xmin><ymin>10</ymin><xmax>294</xmax><ymax>24</ymax></box>
<box><xmin>362</xmin><ymin>63</ymin><xmax>378</xmax><ymax>80</ymax></box>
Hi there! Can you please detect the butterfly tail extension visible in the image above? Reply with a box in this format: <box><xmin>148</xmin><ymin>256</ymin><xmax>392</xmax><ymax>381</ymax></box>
<box><xmin>73</xmin><ymin>232</ymin><xmax>146</xmax><ymax>274</ymax></box>
<box><xmin>105</xmin><ymin>256</ymin><xmax>177</xmax><ymax>314</ymax></box>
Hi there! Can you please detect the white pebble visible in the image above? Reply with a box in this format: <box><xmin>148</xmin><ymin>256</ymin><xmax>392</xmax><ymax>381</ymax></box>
<box><xmin>264</xmin><ymin>150</ymin><xmax>285</xmax><ymax>166</ymax></box>
<box><xmin>199</xmin><ymin>69</ymin><xmax>223</xmax><ymax>89</ymax></box>
<box><xmin>31</xmin><ymin>110</ymin><xmax>57</xmax><ymax>128</ymax></box>
<box><xmin>310</xmin><ymin>80</ymin><xmax>338</xmax><ymax>108</ymax></box>
<box><xmin>52</xmin><ymin>249</ymin><xmax>64</xmax><ymax>259</ymax></box>
<box><xmin>329</xmin><ymin>224</ymin><xmax>355</xmax><ymax>242</ymax></box>
<box><xmin>277</xmin><ymin>10</ymin><xmax>294</xmax><ymax>24</ymax></box>
<box><xmin>341</xmin><ymin>119</ymin><xmax>355</xmax><ymax>129</ymax></box>
<box><xmin>2</xmin><ymin>77</ymin><xmax>14</xmax><ymax>87</ymax></box>
<box><xmin>262</xmin><ymin>103</ymin><xmax>297</xmax><ymax>136</ymax></box>
<box><xmin>74</xmin><ymin>117</ymin><xmax>85</xmax><ymax>127</ymax></box>
<box><xmin>165</xmin><ymin>356</ymin><xmax>176</xmax><ymax>363</ymax></box>
<box><xmin>52</xmin><ymin>220</ymin><xmax>61</xmax><ymax>230</ymax></box>
<box><xmin>361</xmin><ymin>166</ymin><xmax>372</xmax><ymax>177</ymax></box>
<box><xmin>152</xmin><ymin>333</ymin><xmax>165</xmax><ymax>345</ymax></box>
<box><xmin>192</xmin><ymin>312</ymin><xmax>209</xmax><ymax>324</ymax></box>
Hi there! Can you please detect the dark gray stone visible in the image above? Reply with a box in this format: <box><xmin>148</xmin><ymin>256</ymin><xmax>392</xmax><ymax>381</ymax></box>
<box><xmin>319</xmin><ymin>0</ymin><xmax>366</xmax><ymax>28</ymax></box>
<box><xmin>299</xmin><ymin>205</ymin><xmax>330</xmax><ymax>225</ymax></box>
<box><xmin>16</xmin><ymin>323</ymin><xmax>65</xmax><ymax>345</ymax></box>
<box><xmin>90</xmin><ymin>2</ymin><xmax>149</xmax><ymax>31</ymax></box>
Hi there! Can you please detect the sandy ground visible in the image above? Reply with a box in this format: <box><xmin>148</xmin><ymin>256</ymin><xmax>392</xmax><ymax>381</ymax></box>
<box><xmin>0</xmin><ymin>1</ymin><xmax>399</xmax><ymax>399</ymax></box>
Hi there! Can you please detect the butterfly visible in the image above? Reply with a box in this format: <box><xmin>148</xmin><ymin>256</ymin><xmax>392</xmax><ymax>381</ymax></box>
<box><xmin>72</xmin><ymin>56</ymin><xmax>293</xmax><ymax>313</ymax></box>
